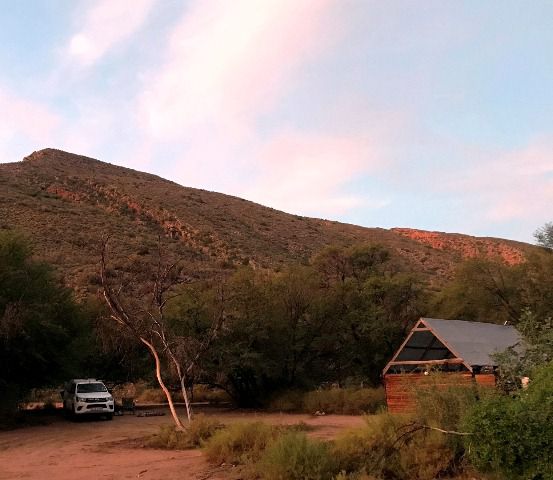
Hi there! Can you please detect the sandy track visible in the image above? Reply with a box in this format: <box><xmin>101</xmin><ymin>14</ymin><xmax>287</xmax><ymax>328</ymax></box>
<box><xmin>0</xmin><ymin>408</ymin><xmax>365</xmax><ymax>480</ymax></box>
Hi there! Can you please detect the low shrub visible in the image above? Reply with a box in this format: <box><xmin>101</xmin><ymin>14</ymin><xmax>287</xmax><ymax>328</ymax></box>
<box><xmin>396</xmin><ymin>431</ymin><xmax>457</xmax><ymax>480</ymax></box>
<box><xmin>414</xmin><ymin>376</ymin><xmax>481</xmax><ymax>429</ymax></box>
<box><xmin>184</xmin><ymin>414</ymin><xmax>223</xmax><ymax>447</ymax></box>
<box><xmin>333</xmin><ymin>472</ymin><xmax>378</xmax><ymax>480</ymax></box>
<box><xmin>413</xmin><ymin>377</ymin><xmax>480</xmax><ymax>458</ymax></box>
<box><xmin>135</xmin><ymin>384</ymin><xmax>230</xmax><ymax>405</ymax></box>
<box><xmin>146</xmin><ymin>414</ymin><xmax>221</xmax><ymax>449</ymax></box>
<box><xmin>146</xmin><ymin>425</ymin><xmax>190</xmax><ymax>450</ymax></box>
<box><xmin>192</xmin><ymin>385</ymin><xmax>231</xmax><ymax>404</ymax></box>
<box><xmin>304</xmin><ymin>388</ymin><xmax>385</xmax><ymax>415</ymax></box>
<box><xmin>24</xmin><ymin>388</ymin><xmax>62</xmax><ymax>405</ymax></box>
<box><xmin>285</xmin><ymin>421</ymin><xmax>314</xmax><ymax>433</ymax></box>
<box><xmin>333</xmin><ymin>412</ymin><xmax>457</xmax><ymax>480</ymax></box>
<box><xmin>260</xmin><ymin>432</ymin><xmax>336</xmax><ymax>480</ymax></box>
<box><xmin>136</xmin><ymin>386</ymin><xmax>168</xmax><ymax>404</ymax></box>
<box><xmin>332</xmin><ymin>413</ymin><xmax>404</xmax><ymax>475</ymax></box>
<box><xmin>203</xmin><ymin>421</ymin><xmax>276</xmax><ymax>465</ymax></box>
<box><xmin>268</xmin><ymin>390</ymin><xmax>304</xmax><ymax>412</ymax></box>
<box><xmin>269</xmin><ymin>388</ymin><xmax>385</xmax><ymax>415</ymax></box>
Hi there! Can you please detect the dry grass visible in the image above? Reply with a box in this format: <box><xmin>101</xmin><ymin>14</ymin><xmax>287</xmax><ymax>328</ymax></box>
<box><xmin>203</xmin><ymin>421</ymin><xmax>277</xmax><ymax>465</ymax></box>
<box><xmin>260</xmin><ymin>432</ymin><xmax>335</xmax><ymax>480</ymax></box>
<box><xmin>134</xmin><ymin>384</ymin><xmax>230</xmax><ymax>405</ymax></box>
<box><xmin>146</xmin><ymin>414</ymin><xmax>222</xmax><ymax>449</ymax></box>
<box><xmin>269</xmin><ymin>387</ymin><xmax>386</xmax><ymax>415</ymax></box>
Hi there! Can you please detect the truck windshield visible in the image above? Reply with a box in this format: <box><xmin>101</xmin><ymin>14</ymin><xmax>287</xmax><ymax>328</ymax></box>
<box><xmin>77</xmin><ymin>383</ymin><xmax>108</xmax><ymax>393</ymax></box>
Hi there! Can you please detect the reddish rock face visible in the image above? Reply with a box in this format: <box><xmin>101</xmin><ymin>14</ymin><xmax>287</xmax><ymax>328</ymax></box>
<box><xmin>46</xmin><ymin>185</ymin><xmax>83</xmax><ymax>202</ymax></box>
<box><xmin>391</xmin><ymin>228</ymin><xmax>525</xmax><ymax>265</ymax></box>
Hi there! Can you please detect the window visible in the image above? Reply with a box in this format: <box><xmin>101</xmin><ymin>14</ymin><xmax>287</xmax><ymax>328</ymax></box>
<box><xmin>395</xmin><ymin>330</ymin><xmax>455</xmax><ymax>362</ymax></box>
<box><xmin>76</xmin><ymin>383</ymin><xmax>108</xmax><ymax>393</ymax></box>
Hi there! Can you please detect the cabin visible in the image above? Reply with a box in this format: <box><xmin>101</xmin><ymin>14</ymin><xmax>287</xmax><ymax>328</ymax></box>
<box><xmin>382</xmin><ymin>318</ymin><xmax>521</xmax><ymax>413</ymax></box>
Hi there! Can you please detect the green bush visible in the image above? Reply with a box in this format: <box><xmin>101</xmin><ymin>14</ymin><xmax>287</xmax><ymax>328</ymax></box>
<box><xmin>269</xmin><ymin>388</ymin><xmax>385</xmax><ymax>415</ymax></box>
<box><xmin>414</xmin><ymin>379</ymin><xmax>479</xmax><ymax>429</ymax></box>
<box><xmin>464</xmin><ymin>362</ymin><xmax>553</xmax><ymax>480</ymax></box>
<box><xmin>413</xmin><ymin>376</ymin><xmax>480</xmax><ymax>458</ymax></box>
<box><xmin>146</xmin><ymin>414</ymin><xmax>221</xmax><ymax>449</ymax></box>
<box><xmin>203</xmin><ymin>421</ymin><xmax>276</xmax><ymax>465</ymax></box>
<box><xmin>260</xmin><ymin>432</ymin><xmax>336</xmax><ymax>480</ymax></box>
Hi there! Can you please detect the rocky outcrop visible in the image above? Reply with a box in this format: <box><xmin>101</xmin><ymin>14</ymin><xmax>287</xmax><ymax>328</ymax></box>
<box><xmin>391</xmin><ymin>228</ymin><xmax>525</xmax><ymax>265</ymax></box>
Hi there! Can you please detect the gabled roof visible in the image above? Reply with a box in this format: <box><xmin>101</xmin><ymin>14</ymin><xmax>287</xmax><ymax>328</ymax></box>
<box><xmin>383</xmin><ymin>317</ymin><xmax>521</xmax><ymax>375</ymax></box>
<box><xmin>421</xmin><ymin>318</ymin><xmax>521</xmax><ymax>367</ymax></box>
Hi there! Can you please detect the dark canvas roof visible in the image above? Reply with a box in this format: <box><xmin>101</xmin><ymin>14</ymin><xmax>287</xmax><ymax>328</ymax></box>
<box><xmin>421</xmin><ymin>318</ymin><xmax>521</xmax><ymax>367</ymax></box>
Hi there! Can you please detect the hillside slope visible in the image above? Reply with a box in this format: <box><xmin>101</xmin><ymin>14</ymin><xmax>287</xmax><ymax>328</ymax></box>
<box><xmin>0</xmin><ymin>149</ymin><xmax>532</xmax><ymax>294</ymax></box>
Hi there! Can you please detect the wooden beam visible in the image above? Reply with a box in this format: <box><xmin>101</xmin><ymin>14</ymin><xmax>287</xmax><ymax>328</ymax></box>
<box><xmin>419</xmin><ymin>319</ymin><xmax>473</xmax><ymax>373</ymax></box>
<box><xmin>387</xmin><ymin>358</ymin><xmax>465</xmax><ymax>366</ymax></box>
<box><xmin>382</xmin><ymin>318</ymin><xmax>426</xmax><ymax>375</ymax></box>
<box><xmin>400</xmin><ymin>346</ymin><xmax>451</xmax><ymax>350</ymax></box>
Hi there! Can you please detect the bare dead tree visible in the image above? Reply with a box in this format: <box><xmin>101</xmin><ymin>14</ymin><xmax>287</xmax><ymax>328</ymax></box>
<box><xmin>100</xmin><ymin>237</ymin><xmax>226</xmax><ymax>428</ymax></box>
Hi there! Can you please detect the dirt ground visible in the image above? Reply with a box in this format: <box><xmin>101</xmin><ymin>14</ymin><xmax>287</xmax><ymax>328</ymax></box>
<box><xmin>0</xmin><ymin>407</ymin><xmax>365</xmax><ymax>480</ymax></box>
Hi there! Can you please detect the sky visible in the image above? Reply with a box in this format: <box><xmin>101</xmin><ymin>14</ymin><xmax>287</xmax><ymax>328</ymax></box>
<box><xmin>0</xmin><ymin>1</ymin><xmax>552</xmax><ymax>242</ymax></box>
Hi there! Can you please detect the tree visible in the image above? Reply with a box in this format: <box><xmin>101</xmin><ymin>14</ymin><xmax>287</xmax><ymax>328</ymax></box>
<box><xmin>535</xmin><ymin>221</ymin><xmax>553</xmax><ymax>249</ymax></box>
<box><xmin>199</xmin><ymin>244</ymin><xmax>424</xmax><ymax>404</ymax></box>
<box><xmin>100</xmin><ymin>238</ymin><xmax>226</xmax><ymax>428</ymax></box>
<box><xmin>0</xmin><ymin>231</ymin><xmax>93</xmax><ymax>414</ymax></box>
<box><xmin>432</xmin><ymin>253</ymin><xmax>553</xmax><ymax>326</ymax></box>
<box><xmin>312</xmin><ymin>244</ymin><xmax>422</xmax><ymax>385</ymax></box>
<box><xmin>432</xmin><ymin>258</ymin><xmax>523</xmax><ymax>324</ymax></box>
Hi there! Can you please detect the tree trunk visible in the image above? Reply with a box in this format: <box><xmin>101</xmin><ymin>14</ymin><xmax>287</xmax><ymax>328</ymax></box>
<box><xmin>179</xmin><ymin>374</ymin><xmax>192</xmax><ymax>423</ymax></box>
<box><xmin>140</xmin><ymin>337</ymin><xmax>184</xmax><ymax>430</ymax></box>
<box><xmin>169</xmin><ymin>353</ymin><xmax>192</xmax><ymax>422</ymax></box>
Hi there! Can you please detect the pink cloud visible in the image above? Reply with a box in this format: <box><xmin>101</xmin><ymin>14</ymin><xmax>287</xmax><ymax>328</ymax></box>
<box><xmin>67</xmin><ymin>0</ymin><xmax>156</xmax><ymax>66</ymax></box>
<box><xmin>241</xmin><ymin>132</ymin><xmax>389</xmax><ymax>216</ymax></box>
<box><xmin>448</xmin><ymin>138</ymin><xmax>553</xmax><ymax>223</ymax></box>
<box><xmin>0</xmin><ymin>88</ymin><xmax>61</xmax><ymax>160</ymax></box>
<box><xmin>139</xmin><ymin>0</ymin><xmax>337</xmax><ymax>140</ymax></box>
<box><xmin>133</xmin><ymin>0</ymin><xmax>388</xmax><ymax>218</ymax></box>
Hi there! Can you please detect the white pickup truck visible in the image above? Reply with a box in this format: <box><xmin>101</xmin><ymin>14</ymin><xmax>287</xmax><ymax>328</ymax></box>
<box><xmin>61</xmin><ymin>379</ymin><xmax>115</xmax><ymax>420</ymax></box>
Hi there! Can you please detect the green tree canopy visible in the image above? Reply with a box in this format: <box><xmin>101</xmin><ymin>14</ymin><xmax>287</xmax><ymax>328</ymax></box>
<box><xmin>0</xmin><ymin>231</ymin><xmax>93</xmax><ymax>412</ymax></box>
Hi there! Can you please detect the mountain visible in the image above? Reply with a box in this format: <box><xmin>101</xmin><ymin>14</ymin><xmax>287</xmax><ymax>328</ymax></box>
<box><xmin>0</xmin><ymin>149</ymin><xmax>533</xmax><ymax>295</ymax></box>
